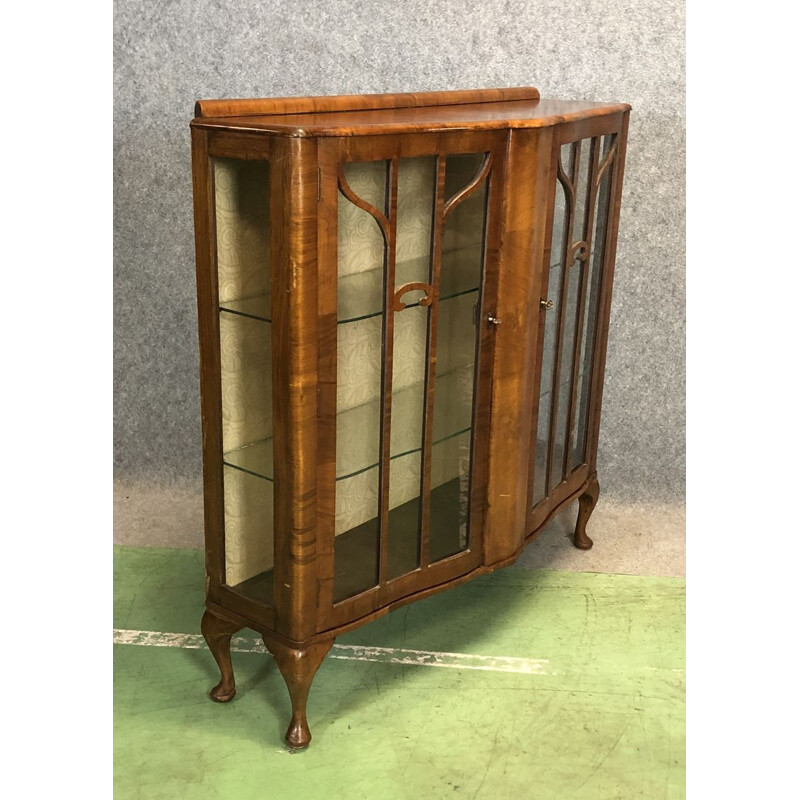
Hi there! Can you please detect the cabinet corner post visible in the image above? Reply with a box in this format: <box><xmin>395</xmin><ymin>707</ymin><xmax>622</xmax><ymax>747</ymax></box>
<box><xmin>270</xmin><ymin>136</ymin><xmax>321</xmax><ymax>641</ymax></box>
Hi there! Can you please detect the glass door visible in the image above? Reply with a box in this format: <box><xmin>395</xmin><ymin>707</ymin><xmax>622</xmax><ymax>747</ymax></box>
<box><xmin>320</xmin><ymin>136</ymin><xmax>502</xmax><ymax>617</ymax></box>
<box><xmin>531</xmin><ymin>133</ymin><xmax>619</xmax><ymax>511</ymax></box>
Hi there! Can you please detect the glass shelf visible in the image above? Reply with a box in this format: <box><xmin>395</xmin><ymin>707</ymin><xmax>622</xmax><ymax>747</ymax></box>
<box><xmin>218</xmin><ymin>245</ymin><xmax>482</xmax><ymax>325</ymax></box>
<box><xmin>218</xmin><ymin>293</ymin><xmax>272</xmax><ymax>323</ymax></box>
<box><xmin>223</xmin><ymin>438</ymin><xmax>274</xmax><ymax>482</ymax></box>
<box><xmin>223</xmin><ymin>365</ymin><xmax>475</xmax><ymax>483</ymax></box>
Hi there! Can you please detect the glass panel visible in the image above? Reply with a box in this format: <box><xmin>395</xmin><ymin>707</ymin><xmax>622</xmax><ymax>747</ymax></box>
<box><xmin>554</xmin><ymin>138</ymin><xmax>591</xmax><ymax>482</ymax></box>
<box><xmin>222</xmin><ymin>467</ymin><xmax>274</xmax><ymax>603</ymax></box>
<box><xmin>396</xmin><ymin>156</ymin><xmax>435</xmax><ymax>284</ymax></box>
<box><xmin>532</xmin><ymin>148</ymin><xmax>569</xmax><ymax>507</ymax></box>
<box><xmin>573</xmin><ymin>139</ymin><xmax>590</xmax><ymax>243</ymax></box>
<box><xmin>553</xmin><ymin>254</ymin><xmax>581</xmax><ymax>481</ymax></box>
<box><xmin>387</xmin><ymin>450</ymin><xmax>423</xmax><ymax>578</ymax></box>
<box><xmin>334</xmin><ymin>468</ymin><xmax>380</xmax><ymax>600</ymax></box>
<box><xmin>429</xmin><ymin>431</ymin><xmax>472</xmax><ymax>562</ymax></box>
<box><xmin>444</xmin><ymin>153</ymin><xmax>485</xmax><ymax>200</ymax></box>
<box><xmin>387</xmin><ymin>303</ymin><xmax>426</xmax><ymax>579</ymax></box>
<box><xmin>213</xmin><ymin>157</ymin><xmax>275</xmax><ymax>604</ymax></box>
<box><xmin>337</xmin><ymin>161</ymin><xmax>387</xmax><ymax>323</ymax></box>
<box><xmin>334</xmin><ymin>152</ymin><xmax>488</xmax><ymax>592</ymax></box>
<box><xmin>335</xmin><ymin>313</ymin><xmax>383</xmax><ymax>481</ymax></box>
<box><xmin>429</xmin><ymin>154</ymin><xmax>487</xmax><ymax>562</ymax></box>
<box><xmin>334</xmin><ymin>160</ymin><xmax>387</xmax><ymax>601</ymax></box>
<box><xmin>572</xmin><ymin>135</ymin><xmax>615</xmax><ymax>469</ymax></box>
<box><xmin>332</xmin><ymin>360</ymin><xmax>471</xmax><ymax>481</ymax></box>
<box><xmin>220</xmin><ymin>314</ymin><xmax>274</xmax><ymax>482</ymax></box>
<box><xmin>343</xmin><ymin>159</ymin><xmax>387</xmax><ymax>210</ymax></box>
<box><xmin>385</xmin><ymin>157</ymin><xmax>436</xmax><ymax>579</ymax></box>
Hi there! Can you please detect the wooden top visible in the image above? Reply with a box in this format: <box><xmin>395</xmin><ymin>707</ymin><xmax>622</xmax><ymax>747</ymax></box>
<box><xmin>191</xmin><ymin>88</ymin><xmax>630</xmax><ymax>138</ymax></box>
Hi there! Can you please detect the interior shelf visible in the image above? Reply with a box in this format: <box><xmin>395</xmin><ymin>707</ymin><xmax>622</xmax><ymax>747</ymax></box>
<box><xmin>218</xmin><ymin>246</ymin><xmax>482</xmax><ymax>324</ymax></box>
<box><xmin>223</xmin><ymin>365</ymin><xmax>474</xmax><ymax>483</ymax></box>
<box><xmin>218</xmin><ymin>293</ymin><xmax>271</xmax><ymax>322</ymax></box>
<box><xmin>223</xmin><ymin>438</ymin><xmax>275</xmax><ymax>482</ymax></box>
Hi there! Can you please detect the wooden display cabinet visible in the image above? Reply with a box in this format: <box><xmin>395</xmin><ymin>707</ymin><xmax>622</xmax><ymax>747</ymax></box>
<box><xmin>190</xmin><ymin>87</ymin><xmax>630</xmax><ymax>748</ymax></box>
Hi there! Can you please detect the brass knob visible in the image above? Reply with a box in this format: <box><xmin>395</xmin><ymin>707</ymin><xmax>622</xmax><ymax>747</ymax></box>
<box><xmin>540</xmin><ymin>298</ymin><xmax>554</xmax><ymax>311</ymax></box>
<box><xmin>487</xmin><ymin>314</ymin><xmax>502</xmax><ymax>326</ymax></box>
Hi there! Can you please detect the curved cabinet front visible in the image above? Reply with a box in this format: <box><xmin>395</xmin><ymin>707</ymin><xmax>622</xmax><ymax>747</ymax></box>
<box><xmin>316</xmin><ymin>132</ymin><xmax>506</xmax><ymax>631</ymax></box>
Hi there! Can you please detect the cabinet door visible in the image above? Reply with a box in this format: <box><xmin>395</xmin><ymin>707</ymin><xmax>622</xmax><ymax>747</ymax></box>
<box><xmin>318</xmin><ymin>132</ymin><xmax>505</xmax><ymax>628</ymax></box>
<box><xmin>529</xmin><ymin>121</ymin><xmax>625</xmax><ymax>525</ymax></box>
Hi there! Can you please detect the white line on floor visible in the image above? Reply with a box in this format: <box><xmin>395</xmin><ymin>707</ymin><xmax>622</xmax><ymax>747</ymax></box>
<box><xmin>113</xmin><ymin>629</ymin><xmax>552</xmax><ymax>675</ymax></box>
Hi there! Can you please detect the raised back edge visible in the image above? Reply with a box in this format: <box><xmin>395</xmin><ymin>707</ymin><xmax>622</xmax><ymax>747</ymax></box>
<box><xmin>194</xmin><ymin>87</ymin><xmax>540</xmax><ymax>119</ymax></box>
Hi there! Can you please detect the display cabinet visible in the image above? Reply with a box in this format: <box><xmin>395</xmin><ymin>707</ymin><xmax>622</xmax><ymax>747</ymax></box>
<box><xmin>190</xmin><ymin>87</ymin><xmax>630</xmax><ymax>748</ymax></box>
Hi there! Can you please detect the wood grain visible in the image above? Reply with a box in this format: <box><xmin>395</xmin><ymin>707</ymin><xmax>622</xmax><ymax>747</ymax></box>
<box><xmin>269</xmin><ymin>135</ymin><xmax>321</xmax><ymax>642</ymax></box>
<box><xmin>192</xmin><ymin>98</ymin><xmax>632</xmax><ymax>138</ymax></box>
<box><xmin>195</xmin><ymin>87</ymin><xmax>541</xmax><ymax>119</ymax></box>
<box><xmin>262</xmin><ymin>634</ymin><xmax>335</xmax><ymax>749</ymax></box>
<box><xmin>200</xmin><ymin>608</ymin><xmax>243</xmax><ymax>702</ymax></box>
<box><xmin>314</xmin><ymin>130</ymin><xmax>502</xmax><ymax>633</ymax></box>
<box><xmin>574</xmin><ymin>475</ymin><xmax>600</xmax><ymax>550</ymax></box>
<box><xmin>482</xmin><ymin>128</ymin><xmax>551</xmax><ymax>565</ymax></box>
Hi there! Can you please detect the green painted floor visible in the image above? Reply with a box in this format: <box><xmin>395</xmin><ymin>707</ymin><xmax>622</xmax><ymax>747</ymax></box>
<box><xmin>114</xmin><ymin>547</ymin><xmax>685</xmax><ymax>799</ymax></box>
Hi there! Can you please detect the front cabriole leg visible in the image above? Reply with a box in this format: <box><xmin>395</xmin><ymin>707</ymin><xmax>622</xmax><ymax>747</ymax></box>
<box><xmin>200</xmin><ymin>608</ymin><xmax>243</xmax><ymax>702</ymax></box>
<box><xmin>263</xmin><ymin>635</ymin><xmax>335</xmax><ymax>749</ymax></box>
<box><xmin>574</xmin><ymin>475</ymin><xmax>600</xmax><ymax>550</ymax></box>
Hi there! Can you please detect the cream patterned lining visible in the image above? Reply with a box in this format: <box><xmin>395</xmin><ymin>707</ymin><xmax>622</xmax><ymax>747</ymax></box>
<box><xmin>215</xmin><ymin>159</ymin><xmax>274</xmax><ymax>587</ymax></box>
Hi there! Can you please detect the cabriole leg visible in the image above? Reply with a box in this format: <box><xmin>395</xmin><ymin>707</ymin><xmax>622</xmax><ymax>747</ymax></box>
<box><xmin>263</xmin><ymin>636</ymin><xmax>334</xmax><ymax>749</ymax></box>
<box><xmin>200</xmin><ymin>609</ymin><xmax>243</xmax><ymax>702</ymax></box>
<box><xmin>574</xmin><ymin>475</ymin><xmax>600</xmax><ymax>550</ymax></box>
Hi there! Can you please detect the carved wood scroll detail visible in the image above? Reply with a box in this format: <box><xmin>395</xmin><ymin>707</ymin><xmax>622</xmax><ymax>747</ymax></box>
<box><xmin>443</xmin><ymin>152</ymin><xmax>494</xmax><ymax>221</ymax></box>
<box><xmin>336</xmin><ymin>163</ymin><xmax>390</xmax><ymax>236</ymax></box>
<box><xmin>392</xmin><ymin>282</ymin><xmax>435</xmax><ymax>312</ymax></box>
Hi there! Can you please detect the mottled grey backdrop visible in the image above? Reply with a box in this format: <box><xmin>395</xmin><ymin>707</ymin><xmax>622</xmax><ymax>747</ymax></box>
<box><xmin>114</xmin><ymin>0</ymin><xmax>685</xmax><ymax>558</ymax></box>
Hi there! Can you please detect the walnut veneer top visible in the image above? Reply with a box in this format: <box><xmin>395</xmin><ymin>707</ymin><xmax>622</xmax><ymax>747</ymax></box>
<box><xmin>192</xmin><ymin>88</ymin><xmax>630</xmax><ymax>138</ymax></box>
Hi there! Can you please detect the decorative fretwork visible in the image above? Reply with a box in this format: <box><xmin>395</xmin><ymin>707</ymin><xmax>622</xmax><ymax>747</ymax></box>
<box><xmin>335</xmin><ymin>152</ymin><xmax>491</xmax><ymax>584</ymax></box>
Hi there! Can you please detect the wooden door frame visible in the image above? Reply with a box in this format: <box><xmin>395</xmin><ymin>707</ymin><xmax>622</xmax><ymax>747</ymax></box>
<box><xmin>315</xmin><ymin>130</ymin><xmax>507</xmax><ymax>632</ymax></box>
<box><xmin>525</xmin><ymin>111</ymin><xmax>629</xmax><ymax>535</ymax></box>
